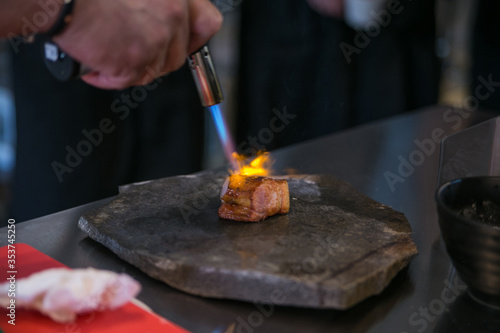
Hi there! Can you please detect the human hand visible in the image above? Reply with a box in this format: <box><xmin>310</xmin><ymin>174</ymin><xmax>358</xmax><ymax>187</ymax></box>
<box><xmin>306</xmin><ymin>0</ymin><xmax>343</xmax><ymax>17</ymax></box>
<box><xmin>53</xmin><ymin>0</ymin><xmax>222</xmax><ymax>89</ymax></box>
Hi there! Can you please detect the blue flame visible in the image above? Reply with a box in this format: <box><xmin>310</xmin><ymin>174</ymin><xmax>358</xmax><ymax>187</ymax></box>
<box><xmin>209</xmin><ymin>104</ymin><xmax>228</xmax><ymax>145</ymax></box>
<box><xmin>208</xmin><ymin>104</ymin><xmax>238</xmax><ymax>170</ymax></box>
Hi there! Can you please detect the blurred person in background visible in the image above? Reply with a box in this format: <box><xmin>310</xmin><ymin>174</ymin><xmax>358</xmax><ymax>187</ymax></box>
<box><xmin>236</xmin><ymin>0</ymin><xmax>439</xmax><ymax>152</ymax></box>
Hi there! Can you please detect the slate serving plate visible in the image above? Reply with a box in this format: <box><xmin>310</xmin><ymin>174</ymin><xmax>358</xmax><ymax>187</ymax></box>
<box><xmin>78</xmin><ymin>172</ymin><xmax>417</xmax><ymax>309</ymax></box>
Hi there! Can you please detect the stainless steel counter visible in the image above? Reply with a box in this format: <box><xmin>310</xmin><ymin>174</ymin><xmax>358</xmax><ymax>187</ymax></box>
<box><xmin>2</xmin><ymin>106</ymin><xmax>499</xmax><ymax>333</ymax></box>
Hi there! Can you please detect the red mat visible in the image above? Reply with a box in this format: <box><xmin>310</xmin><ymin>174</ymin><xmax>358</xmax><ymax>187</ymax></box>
<box><xmin>0</xmin><ymin>243</ymin><xmax>190</xmax><ymax>333</ymax></box>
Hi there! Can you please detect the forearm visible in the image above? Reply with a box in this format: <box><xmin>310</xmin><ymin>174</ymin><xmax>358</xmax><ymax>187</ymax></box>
<box><xmin>0</xmin><ymin>0</ymin><xmax>62</xmax><ymax>37</ymax></box>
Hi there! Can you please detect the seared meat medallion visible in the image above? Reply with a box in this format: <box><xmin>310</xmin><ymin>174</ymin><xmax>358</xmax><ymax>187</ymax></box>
<box><xmin>219</xmin><ymin>175</ymin><xmax>290</xmax><ymax>222</ymax></box>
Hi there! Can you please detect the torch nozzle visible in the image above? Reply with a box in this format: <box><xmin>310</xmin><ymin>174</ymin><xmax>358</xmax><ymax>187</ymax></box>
<box><xmin>188</xmin><ymin>46</ymin><xmax>224</xmax><ymax>107</ymax></box>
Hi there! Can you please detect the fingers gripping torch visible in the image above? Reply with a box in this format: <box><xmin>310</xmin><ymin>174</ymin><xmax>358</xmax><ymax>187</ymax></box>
<box><xmin>43</xmin><ymin>40</ymin><xmax>238</xmax><ymax>170</ymax></box>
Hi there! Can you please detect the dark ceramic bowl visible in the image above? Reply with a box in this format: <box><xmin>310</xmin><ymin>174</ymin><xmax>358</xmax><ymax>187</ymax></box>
<box><xmin>436</xmin><ymin>176</ymin><xmax>500</xmax><ymax>309</ymax></box>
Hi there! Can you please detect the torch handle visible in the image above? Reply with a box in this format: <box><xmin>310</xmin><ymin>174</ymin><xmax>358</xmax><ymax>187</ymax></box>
<box><xmin>43</xmin><ymin>41</ymin><xmax>223</xmax><ymax>108</ymax></box>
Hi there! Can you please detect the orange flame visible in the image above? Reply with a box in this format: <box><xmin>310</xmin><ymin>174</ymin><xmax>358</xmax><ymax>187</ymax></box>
<box><xmin>231</xmin><ymin>151</ymin><xmax>274</xmax><ymax>176</ymax></box>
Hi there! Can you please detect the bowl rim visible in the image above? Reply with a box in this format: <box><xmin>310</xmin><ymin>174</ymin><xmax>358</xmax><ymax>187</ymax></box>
<box><xmin>435</xmin><ymin>176</ymin><xmax>500</xmax><ymax>231</ymax></box>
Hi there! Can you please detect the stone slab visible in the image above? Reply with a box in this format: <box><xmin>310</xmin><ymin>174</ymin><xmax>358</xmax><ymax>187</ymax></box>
<box><xmin>78</xmin><ymin>173</ymin><xmax>417</xmax><ymax>309</ymax></box>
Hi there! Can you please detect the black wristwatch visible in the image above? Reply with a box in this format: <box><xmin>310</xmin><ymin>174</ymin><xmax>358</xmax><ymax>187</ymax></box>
<box><xmin>41</xmin><ymin>0</ymin><xmax>87</xmax><ymax>81</ymax></box>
